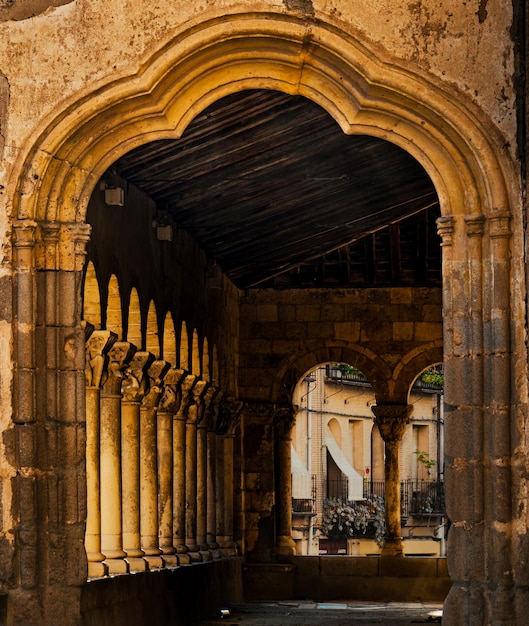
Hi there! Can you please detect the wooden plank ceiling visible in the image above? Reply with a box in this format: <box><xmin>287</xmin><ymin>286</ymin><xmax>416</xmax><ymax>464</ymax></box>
<box><xmin>113</xmin><ymin>89</ymin><xmax>441</xmax><ymax>290</ymax></box>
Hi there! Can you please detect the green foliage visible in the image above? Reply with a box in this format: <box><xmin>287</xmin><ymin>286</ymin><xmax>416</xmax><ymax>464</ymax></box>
<box><xmin>419</xmin><ymin>368</ymin><xmax>444</xmax><ymax>386</ymax></box>
<box><xmin>322</xmin><ymin>495</ymin><xmax>385</xmax><ymax>547</ymax></box>
<box><xmin>414</xmin><ymin>449</ymin><xmax>436</xmax><ymax>470</ymax></box>
<box><xmin>337</xmin><ymin>364</ymin><xmax>365</xmax><ymax>377</ymax></box>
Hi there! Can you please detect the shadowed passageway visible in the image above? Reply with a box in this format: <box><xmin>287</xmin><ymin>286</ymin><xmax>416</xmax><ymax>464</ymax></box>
<box><xmin>198</xmin><ymin>601</ymin><xmax>443</xmax><ymax>625</ymax></box>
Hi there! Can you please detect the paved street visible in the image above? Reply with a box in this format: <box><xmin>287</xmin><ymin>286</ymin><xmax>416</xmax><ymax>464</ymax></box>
<box><xmin>199</xmin><ymin>601</ymin><xmax>443</xmax><ymax>625</ymax></box>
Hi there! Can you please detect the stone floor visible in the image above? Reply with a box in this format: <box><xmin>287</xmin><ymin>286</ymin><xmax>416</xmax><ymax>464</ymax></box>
<box><xmin>198</xmin><ymin>601</ymin><xmax>444</xmax><ymax>625</ymax></box>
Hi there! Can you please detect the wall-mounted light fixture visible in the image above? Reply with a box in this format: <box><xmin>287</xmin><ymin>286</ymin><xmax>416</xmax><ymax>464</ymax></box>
<box><xmin>206</xmin><ymin>260</ymin><xmax>222</xmax><ymax>289</ymax></box>
<box><xmin>105</xmin><ymin>187</ymin><xmax>125</xmax><ymax>206</ymax></box>
<box><xmin>152</xmin><ymin>211</ymin><xmax>173</xmax><ymax>241</ymax></box>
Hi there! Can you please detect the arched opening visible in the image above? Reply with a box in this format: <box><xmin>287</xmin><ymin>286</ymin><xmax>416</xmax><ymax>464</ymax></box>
<box><xmin>291</xmin><ymin>360</ymin><xmax>445</xmax><ymax>558</ymax></box>
<box><xmin>7</xmin><ymin>13</ymin><xmax>516</xmax><ymax>626</ymax></box>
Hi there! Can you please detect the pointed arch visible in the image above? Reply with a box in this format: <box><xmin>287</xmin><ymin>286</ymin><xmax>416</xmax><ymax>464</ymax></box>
<box><xmin>146</xmin><ymin>300</ymin><xmax>159</xmax><ymax>357</ymax></box>
<box><xmin>202</xmin><ymin>337</ymin><xmax>210</xmax><ymax>383</ymax></box>
<box><xmin>163</xmin><ymin>311</ymin><xmax>177</xmax><ymax>367</ymax></box>
<box><xmin>10</xmin><ymin>13</ymin><xmax>512</xmax><ymax>232</ymax></box>
<box><xmin>106</xmin><ymin>274</ymin><xmax>122</xmax><ymax>339</ymax></box>
<box><xmin>180</xmin><ymin>321</ymin><xmax>189</xmax><ymax>371</ymax></box>
<box><xmin>191</xmin><ymin>329</ymin><xmax>200</xmax><ymax>377</ymax></box>
<box><xmin>82</xmin><ymin>261</ymin><xmax>101</xmax><ymax>329</ymax></box>
<box><xmin>211</xmin><ymin>344</ymin><xmax>219</xmax><ymax>388</ymax></box>
<box><xmin>127</xmin><ymin>288</ymin><xmax>141</xmax><ymax>348</ymax></box>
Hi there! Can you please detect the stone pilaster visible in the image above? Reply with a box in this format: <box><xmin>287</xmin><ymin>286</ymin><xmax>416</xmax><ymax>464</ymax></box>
<box><xmin>372</xmin><ymin>403</ymin><xmax>412</xmax><ymax>557</ymax></box>
<box><xmin>12</xmin><ymin>219</ymin><xmax>91</xmax><ymax>626</ymax></box>
<box><xmin>139</xmin><ymin>359</ymin><xmax>170</xmax><ymax>569</ymax></box>
<box><xmin>84</xmin><ymin>329</ymin><xmax>117</xmax><ymax>578</ymax></box>
<box><xmin>100</xmin><ymin>341</ymin><xmax>136</xmax><ymax>574</ymax></box>
<box><xmin>121</xmin><ymin>351</ymin><xmax>153</xmax><ymax>572</ymax></box>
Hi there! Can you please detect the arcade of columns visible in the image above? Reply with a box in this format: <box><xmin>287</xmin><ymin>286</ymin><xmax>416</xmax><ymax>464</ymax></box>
<box><xmin>83</xmin><ymin>326</ymin><xmax>241</xmax><ymax>577</ymax></box>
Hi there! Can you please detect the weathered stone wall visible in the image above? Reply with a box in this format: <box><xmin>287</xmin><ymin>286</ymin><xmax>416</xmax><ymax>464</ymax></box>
<box><xmin>239</xmin><ymin>287</ymin><xmax>443</xmax><ymax>403</ymax></box>
<box><xmin>86</xmin><ymin>174</ymin><xmax>241</xmax><ymax>394</ymax></box>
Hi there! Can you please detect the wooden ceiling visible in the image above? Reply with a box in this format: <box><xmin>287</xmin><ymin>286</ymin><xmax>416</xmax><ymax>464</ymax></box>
<box><xmin>113</xmin><ymin>89</ymin><xmax>441</xmax><ymax>290</ymax></box>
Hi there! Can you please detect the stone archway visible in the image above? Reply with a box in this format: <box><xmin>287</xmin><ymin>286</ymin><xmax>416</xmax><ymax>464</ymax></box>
<box><xmin>8</xmin><ymin>11</ymin><xmax>520</xmax><ymax>625</ymax></box>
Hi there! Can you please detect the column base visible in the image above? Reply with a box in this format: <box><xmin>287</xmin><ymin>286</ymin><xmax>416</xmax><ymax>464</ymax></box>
<box><xmin>199</xmin><ymin>550</ymin><xmax>213</xmax><ymax>561</ymax></box>
<box><xmin>144</xmin><ymin>555</ymin><xmax>165</xmax><ymax>570</ymax></box>
<box><xmin>211</xmin><ymin>549</ymin><xmax>222</xmax><ymax>560</ymax></box>
<box><xmin>177</xmin><ymin>553</ymin><xmax>192</xmax><ymax>565</ymax></box>
<box><xmin>88</xmin><ymin>561</ymin><xmax>108</xmax><ymax>579</ymax></box>
<box><xmin>162</xmin><ymin>554</ymin><xmax>178</xmax><ymax>567</ymax></box>
<box><xmin>103</xmin><ymin>558</ymin><xmax>129</xmax><ymax>575</ymax></box>
<box><xmin>187</xmin><ymin>551</ymin><xmax>203</xmax><ymax>562</ymax></box>
<box><xmin>380</xmin><ymin>538</ymin><xmax>405</xmax><ymax>557</ymax></box>
<box><xmin>275</xmin><ymin>535</ymin><xmax>296</xmax><ymax>556</ymax></box>
<box><xmin>126</xmin><ymin>557</ymin><xmax>148</xmax><ymax>572</ymax></box>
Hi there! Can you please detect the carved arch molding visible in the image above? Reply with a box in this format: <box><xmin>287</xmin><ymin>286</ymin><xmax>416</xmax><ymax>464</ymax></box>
<box><xmin>10</xmin><ymin>11</ymin><xmax>511</xmax><ymax>231</ymax></box>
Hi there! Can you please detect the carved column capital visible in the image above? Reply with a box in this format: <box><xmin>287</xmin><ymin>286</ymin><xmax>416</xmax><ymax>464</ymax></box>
<box><xmin>102</xmin><ymin>341</ymin><xmax>137</xmax><ymax>395</ymax></box>
<box><xmin>34</xmin><ymin>221</ymin><xmax>92</xmax><ymax>271</ymax></box>
<box><xmin>122</xmin><ymin>351</ymin><xmax>154</xmax><ymax>402</ymax></box>
<box><xmin>143</xmin><ymin>359</ymin><xmax>171</xmax><ymax>408</ymax></box>
<box><xmin>436</xmin><ymin>216</ymin><xmax>455</xmax><ymax>247</ymax></box>
<box><xmin>489</xmin><ymin>212</ymin><xmax>511</xmax><ymax>239</ymax></box>
<box><xmin>464</xmin><ymin>214</ymin><xmax>486</xmax><ymax>238</ymax></box>
<box><xmin>175</xmin><ymin>372</ymin><xmax>197</xmax><ymax>419</ymax></box>
<box><xmin>13</xmin><ymin>219</ymin><xmax>37</xmax><ymax>269</ymax></box>
<box><xmin>85</xmin><ymin>330</ymin><xmax>117</xmax><ymax>388</ymax></box>
<box><xmin>158</xmin><ymin>367</ymin><xmax>187</xmax><ymax>414</ymax></box>
<box><xmin>371</xmin><ymin>403</ymin><xmax>413</xmax><ymax>442</ymax></box>
<box><xmin>273</xmin><ymin>404</ymin><xmax>298</xmax><ymax>439</ymax></box>
<box><xmin>217</xmin><ymin>396</ymin><xmax>243</xmax><ymax>434</ymax></box>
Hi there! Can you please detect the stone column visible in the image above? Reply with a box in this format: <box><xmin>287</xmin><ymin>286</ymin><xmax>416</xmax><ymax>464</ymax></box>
<box><xmin>185</xmin><ymin>380</ymin><xmax>208</xmax><ymax>561</ymax></box>
<box><xmin>215</xmin><ymin>433</ymin><xmax>226</xmax><ymax>554</ymax></box>
<box><xmin>372</xmin><ymin>403</ymin><xmax>412</xmax><ymax>557</ymax></box>
<box><xmin>139</xmin><ymin>359</ymin><xmax>170</xmax><ymax>569</ymax></box>
<box><xmin>207</xmin><ymin>391</ymin><xmax>223</xmax><ymax>556</ymax></box>
<box><xmin>173</xmin><ymin>373</ymin><xmax>196</xmax><ymax>564</ymax></box>
<box><xmin>100</xmin><ymin>341</ymin><xmax>136</xmax><ymax>574</ymax></box>
<box><xmin>197</xmin><ymin>385</ymin><xmax>216</xmax><ymax>560</ymax></box>
<box><xmin>274</xmin><ymin>405</ymin><xmax>297</xmax><ymax>556</ymax></box>
<box><xmin>121</xmin><ymin>351</ymin><xmax>152</xmax><ymax>572</ymax></box>
<box><xmin>85</xmin><ymin>329</ymin><xmax>116</xmax><ymax>578</ymax></box>
<box><xmin>157</xmin><ymin>368</ymin><xmax>185</xmax><ymax>567</ymax></box>
<box><xmin>217</xmin><ymin>398</ymin><xmax>242</xmax><ymax>556</ymax></box>
<box><xmin>220</xmin><ymin>432</ymin><xmax>236</xmax><ymax>556</ymax></box>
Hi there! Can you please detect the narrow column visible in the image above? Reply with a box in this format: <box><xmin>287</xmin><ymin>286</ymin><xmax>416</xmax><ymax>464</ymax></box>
<box><xmin>372</xmin><ymin>403</ymin><xmax>412</xmax><ymax>557</ymax></box>
<box><xmin>84</xmin><ymin>329</ymin><xmax>116</xmax><ymax>578</ymax></box>
<box><xmin>100</xmin><ymin>341</ymin><xmax>136</xmax><ymax>574</ymax></box>
<box><xmin>207</xmin><ymin>391</ymin><xmax>223</xmax><ymax>557</ymax></box>
<box><xmin>121</xmin><ymin>351</ymin><xmax>152</xmax><ymax>572</ymax></box>
<box><xmin>140</xmin><ymin>359</ymin><xmax>170</xmax><ymax>569</ymax></box>
<box><xmin>173</xmin><ymin>373</ymin><xmax>196</xmax><ymax>564</ymax></box>
<box><xmin>217</xmin><ymin>398</ymin><xmax>242</xmax><ymax>557</ymax></box>
<box><xmin>220</xmin><ymin>433</ymin><xmax>236</xmax><ymax>556</ymax></box>
<box><xmin>185</xmin><ymin>380</ymin><xmax>208</xmax><ymax>561</ymax></box>
<box><xmin>274</xmin><ymin>406</ymin><xmax>297</xmax><ymax>556</ymax></box>
<box><xmin>215</xmin><ymin>433</ymin><xmax>226</xmax><ymax>554</ymax></box>
<box><xmin>197</xmin><ymin>386</ymin><xmax>216</xmax><ymax>560</ymax></box>
<box><xmin>157</xmin><ymin>368</ymin><xmax>185</xmax><ymax>567</ymax></box>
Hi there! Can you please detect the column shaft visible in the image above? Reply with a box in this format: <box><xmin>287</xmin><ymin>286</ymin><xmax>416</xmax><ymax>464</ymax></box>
<box><xmin>85</xmin><ymin>386</ymin><xmax>106</xmax><ymax>577</ymax></box>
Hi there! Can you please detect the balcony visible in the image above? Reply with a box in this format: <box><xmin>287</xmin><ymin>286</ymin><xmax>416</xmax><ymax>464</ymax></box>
<box><xmin>363</xmin><ymin>478</ymin><xmax>445</xmax><ymax>518</ymax></box>
<box><xmin>292</xmin><ymin>474</ymin><xmax>317</xmax><ymax>515</ymax></box>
